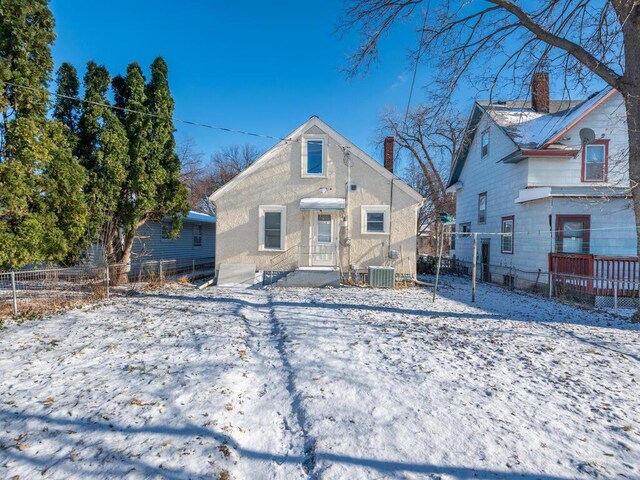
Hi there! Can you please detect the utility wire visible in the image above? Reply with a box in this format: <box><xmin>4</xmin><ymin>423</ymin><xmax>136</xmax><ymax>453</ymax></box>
<box><xmin>1</xmin><ymin>80</ymin><xmax>289</xmax><ymax>142</ymax></box>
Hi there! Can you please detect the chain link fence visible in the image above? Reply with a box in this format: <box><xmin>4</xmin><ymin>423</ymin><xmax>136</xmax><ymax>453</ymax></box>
<box><xmin>0</xmin><ymin>257</ymin><xmax>215</xmax><ymax>319</ymax></box>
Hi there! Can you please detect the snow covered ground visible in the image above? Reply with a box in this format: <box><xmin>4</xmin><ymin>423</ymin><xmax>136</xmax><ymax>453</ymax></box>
<box><xmin>1</xmin><ymin>276</ymin><xmax>638</xmax><ymax>479</ymax></box>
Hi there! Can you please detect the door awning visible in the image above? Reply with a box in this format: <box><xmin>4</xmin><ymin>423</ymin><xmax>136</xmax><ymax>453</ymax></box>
<box><xmin>299</xmin><ymin>198</ymin><xmax>346</xmax><ymax>211</ymax></box>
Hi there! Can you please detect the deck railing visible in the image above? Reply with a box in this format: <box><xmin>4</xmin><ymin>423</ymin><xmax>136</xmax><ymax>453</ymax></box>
<box><xmin>549</xmin><ymin>253</ymin><xmax>640</xmax><ymax>296</ymax></box>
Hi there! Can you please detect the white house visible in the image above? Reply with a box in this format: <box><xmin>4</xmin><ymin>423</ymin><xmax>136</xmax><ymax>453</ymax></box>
<box><xmin>209</xmin><ymin>116</ymin><xmax>423</xmax><ymax>285</ymax></box>
<box><xmin>447</xmin><ymin>73</ymin><xmax>636</xmax><ymax>292</ymax></box>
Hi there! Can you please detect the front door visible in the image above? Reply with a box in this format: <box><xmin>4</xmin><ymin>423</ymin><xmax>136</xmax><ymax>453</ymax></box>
<box><xmin>312</xmin><ymin>213</ymin><xmax>337</xmax><ymax>266</ymax></box>
<box><xmin>481</xmin><ymin>239</ymin><xmax>491</xmax><ymax>282</ymax></box>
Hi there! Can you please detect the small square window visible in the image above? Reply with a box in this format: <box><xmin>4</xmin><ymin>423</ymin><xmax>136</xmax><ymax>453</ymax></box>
<box><xmin>367</xmin><ymin>212</ymin><xmax>385</xmax><ymax>232</ymax></box>
<box><xmin>361</xmin><ymin>206</ymin><xmax>390</xmax><ymax>234</ymax></box>
<box><xmin>460</xmin><ymin>223</ymin><xmax>471</xmax><ymax>238</ymax></box>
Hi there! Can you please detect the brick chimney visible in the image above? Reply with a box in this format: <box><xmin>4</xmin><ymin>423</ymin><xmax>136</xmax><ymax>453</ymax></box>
<box><xmin>531</xmin><ymin>72</ymin><xmax>550</xmax><ymax>113</ymax></box>
<box><xmin>384</xmin><ymin>136</ymin><xmax>394</xmax><ymax>173</ymax></box>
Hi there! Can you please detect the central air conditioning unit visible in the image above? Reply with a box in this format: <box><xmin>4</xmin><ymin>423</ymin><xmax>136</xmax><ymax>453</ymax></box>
<box><xmin>369</xmin><ymin>266</ymin><xmax>395</xmax><ymax>288</ymax></box>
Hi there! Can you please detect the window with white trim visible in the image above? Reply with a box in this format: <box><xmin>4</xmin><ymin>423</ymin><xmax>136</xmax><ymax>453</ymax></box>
<box><xmin>302</xmin><ymin>136</ymin><xmax>326</xmax><ymax>177</ymax></box>
<box><xmin>361</xmin><ymin>205</ymin><xmax>390</xmax><ymax>234</ymax></box>
<box><xmin>501</xmin><ymin>216</ymin><xmax>514</xmax><ymax>254</ymax></box>
<box><xmin>193</xmin><ymin>225</ymin><xmax>202</xmax><ymax>247</ymax></box>
<box><xmin>582</xmin><ymin>141</ymin><xmax>608</xmax><ymax>182</ymax></box>
<box><xmin>259</xmin><ymin>206</ymin><xmax>286</xmax><ymax>251</ymax></box>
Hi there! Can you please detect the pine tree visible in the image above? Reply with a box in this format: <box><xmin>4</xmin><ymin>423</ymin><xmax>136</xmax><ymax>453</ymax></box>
<box><xmin>0</xmin><ymin>0</ymin><xmax>87</xmax><ymax>269</ymax></box>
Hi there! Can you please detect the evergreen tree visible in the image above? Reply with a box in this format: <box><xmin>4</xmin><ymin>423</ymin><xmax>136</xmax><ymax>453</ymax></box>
<box><xmin>109</xmin><ymin>60</ymin><xmax>188</xmax><ymax>281</ymax></box>
<box><xmin>0</xmin><ymin>0</ymin><xmax>87</xmax><ymax>269</ymax></box>
<box><xmin>77</xmin><ymin>62</ymin><xmax>128</xmax><ymax>256</ymax></box>
<box><xmin>52</xmin><ymin>62</ymin><xmax>80</xmax><ymax>136</ymax></box>
<box><xmin>146</xmin><ymin>57</ymin><xmax>188</xmax><ymax>232</ymax></box>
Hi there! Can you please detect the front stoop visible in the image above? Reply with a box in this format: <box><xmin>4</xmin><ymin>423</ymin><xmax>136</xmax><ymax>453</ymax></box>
<box><xmin>274</xmin><ymin>267</ymin><xmax>340</xmax><ymax>288</ymax></box>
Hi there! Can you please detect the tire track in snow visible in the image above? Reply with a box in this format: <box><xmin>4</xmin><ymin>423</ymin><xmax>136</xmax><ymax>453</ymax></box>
<box><xmin>266</xmin><ymin>291</ymin><xmax>317</xmax><ymax>478</ymax></box>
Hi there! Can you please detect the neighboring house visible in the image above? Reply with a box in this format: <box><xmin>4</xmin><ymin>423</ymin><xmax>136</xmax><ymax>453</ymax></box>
<box><xmin>209</xmin><ymin>116</ymin><xmax>423</xmax><ymax>282</ymax></box>
<box><xmin>447</xmin><ymin>72</ymin><xmax>635</xmax><ymax>293</ymax></box>
<box><xmin>131</xmin><ymin>211</ymin><xmax>216</xmax><ymax>273</ymax></box>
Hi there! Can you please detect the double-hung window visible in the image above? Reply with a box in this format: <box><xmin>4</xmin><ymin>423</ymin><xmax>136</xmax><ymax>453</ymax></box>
<box><xmin>361</xmin><ymin>205</ymin><xmax>390</xmax><ymax>234</ymax></box>
<box><xmin>501</xmin><ymin>216</ymin><xmax>514</xmax><ymax>254</ymax></box>
<box><xmin>259</xmin><ymin>206</ymin><xmax>286</xmax><ymax>251</ymax></box>
<box><xmin>302</xmin><ymin>136</ymin><xmax>326</xmax><ymax>177</ymax></box>
<box><xmin>582</xmin><ymin>140</ymin><xmax>608</xmax><ymax>182</ymax></box>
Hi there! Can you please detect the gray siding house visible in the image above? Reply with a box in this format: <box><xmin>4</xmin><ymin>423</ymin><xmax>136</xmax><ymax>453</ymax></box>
<box><xmin>131</xmin><ymin>211</ymin><xmax>216</xmax><ymax>273</ymax></box>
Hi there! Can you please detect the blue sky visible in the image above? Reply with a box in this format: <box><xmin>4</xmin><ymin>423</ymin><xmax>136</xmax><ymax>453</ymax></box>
<box><xmin>49</xmin><ymin>0</ymin><xmax>443</xmax><ymax>162</ymax></box>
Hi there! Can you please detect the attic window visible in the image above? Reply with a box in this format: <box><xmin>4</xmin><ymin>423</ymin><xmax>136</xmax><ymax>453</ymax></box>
<box><xmin>302</xmin><ymin>136</ymin><xmax>326</xmax><ymax>177</ymax></box>
<box><xmin>481</xmin><ymin>129</ymin><xmax>490</xmax><ymax>158</ymax></box>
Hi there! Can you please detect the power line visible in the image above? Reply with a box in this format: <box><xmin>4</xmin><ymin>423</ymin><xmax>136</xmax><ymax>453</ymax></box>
<box><xmin>1</xmin><ymin>80</ymin><xmax>289</xmax><ymax>142</ymax></box>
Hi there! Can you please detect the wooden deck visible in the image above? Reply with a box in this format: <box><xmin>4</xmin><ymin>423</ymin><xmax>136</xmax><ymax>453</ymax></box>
<box><xmin>549</xmin><ymin>253</ymin><xmax>640</xmax><ymax>297</ymax></box>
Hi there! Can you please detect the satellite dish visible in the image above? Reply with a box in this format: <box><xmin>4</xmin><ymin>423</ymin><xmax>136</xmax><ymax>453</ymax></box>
<box><xmin>579</xmin><ymin>128</ymin><xmax>596</xmax><ymax>144</ymax></box>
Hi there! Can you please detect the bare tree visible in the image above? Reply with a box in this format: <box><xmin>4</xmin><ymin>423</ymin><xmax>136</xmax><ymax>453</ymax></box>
<box><xmin>341</xmin><ymin>0</ymin><xmax>640</xmax><ymax>252</ymax></box>
<box><xmin>179</xmin><ymin>141</ymin><xmax>262</xmax><ymax>214</ymax></box>
<box><xmin>208</xmin><ymin>144</ymin><xmax>262</xmax><ymax>191</ymax></box>
<box><xmin>384</xmin><ymin>104</ymin><xmax>462</xmax><ymax>252</ymax></box>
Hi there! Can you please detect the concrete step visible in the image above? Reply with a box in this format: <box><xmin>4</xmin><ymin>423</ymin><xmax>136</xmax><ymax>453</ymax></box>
<box><xmin>274</xmin><ymin>267</ymin><xmax>340</xmax><ymax>288</ymax></box>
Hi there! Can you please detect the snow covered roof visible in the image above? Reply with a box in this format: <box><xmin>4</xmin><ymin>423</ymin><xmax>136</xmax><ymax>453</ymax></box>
<box><xmin>186</xmin><ymin>211</ymin><xmax>216</xmax><ymax>224</ymax></box>
<box><xmin>299</xmin><ymin>198</ymin><xmax>346</xmax><ymax>211</ymax></box>
<box><xmin>481</xmin><ymin>88</ymin><xmax>614</xmax><ymax>149</ymax></box>
<box><xmin>447</xmin><ymin>88</ymin><xmax>617</xmax><ymax>188</ymax></box>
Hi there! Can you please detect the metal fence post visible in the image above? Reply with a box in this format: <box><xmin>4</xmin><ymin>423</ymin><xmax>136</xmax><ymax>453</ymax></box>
<box><xmin>192</xmin><ymin>258</ymin><xmax>195</xmax><ymax>274</ymax></box>
<box><xmin>105</xmin><ymin>265</ymin><xmax>110</xmax><ymax>299</ymax></box>
<box><xmin>159</xmin><ymin>261</ymin><xmax>164</xmax><ymax>287</ymax></box>
<box><xmin>11</xmin><ymin>271</ymin><xmax>17</xmax><ymax>316</ymax></box>
<box><xmin>614</xmin><ymin>281</ymin><xmax>618</xmax><ymax>314</ymax></box>
<box><xmin>548</xmin><ymin>272</ymin><xmax>553</xmax><ymax>298</ymax></box>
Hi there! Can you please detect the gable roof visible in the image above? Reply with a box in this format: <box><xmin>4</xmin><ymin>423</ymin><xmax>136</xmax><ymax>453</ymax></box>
<box><xmin>447</xmin><ymin>87</ymin><xmax>617</xmax><ymax>188</ymax></box>
<box><xmin>209</xmin><ymin>116</ymin><xmax>423</xmax><ymax>203</ymax></box>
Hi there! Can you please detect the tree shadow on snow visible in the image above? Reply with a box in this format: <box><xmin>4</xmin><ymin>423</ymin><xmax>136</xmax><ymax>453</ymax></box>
<box><xmin>0</xmin><ymin>407</ymin><xmax>574</xmax><ymax>480</ymax></box>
